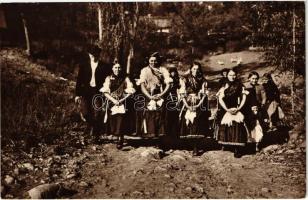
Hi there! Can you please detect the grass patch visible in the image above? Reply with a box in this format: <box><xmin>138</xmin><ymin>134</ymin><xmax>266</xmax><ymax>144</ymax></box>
<box><xmin>1</xmin><ymin>50</ymin><xmax>80</xmax><ymax>151</ymax></box>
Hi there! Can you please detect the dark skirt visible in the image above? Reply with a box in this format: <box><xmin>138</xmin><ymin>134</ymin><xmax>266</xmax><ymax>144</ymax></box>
<box><xmin>179</xmin><ymin>108</ymin><xmax>210</xmax><ymax>137</ymax></box>
<box><xmin>164</xmin><ymin>93</ymin><xmax>180</xmax><ymax>138</ymax></box>
<box><xmin>135</xmin><ymin>110</ymin><xmax>144</xmax><ymax>136</ymax></box>
<box><xmin>218</xmin><ymin>122</ymin><xmax>248</xmax><ymax>146</ymax></box>
<box><xmin>165</xmin><ymin>109</ymin><xmax>180</xmax><ymax>138</ymax></box>
<box><xmin>104</xmin><ymin>94</ymin><xmax>136</xmax><ymax>136</ymax></box>
<box><xmin>135</xmin><ymin>92</ymin><xmax>167</xmax><ymax>138</ymax></box>
<box><xmin>108</xmin><ymin>114</ymin><xmax>126</xmax><ymax>136</ymax></box>
<box><xmin>141</xmin><ymin>110</ymin><xmax>165</xmax><ymax>137</ymax></box>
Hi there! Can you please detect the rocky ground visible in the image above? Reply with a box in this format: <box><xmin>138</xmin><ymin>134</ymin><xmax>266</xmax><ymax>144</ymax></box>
<box><xmin>1</xmin><ymin>48</ymin><xmax>306</xmax><ymax>199</ymax></box>
<box><xmin>1</xmin><ymin>136</ymin><xmax>306</xmax><ymax>199</ymax></box>
<box><xmin>72</xmin><ymin>140</ymin><xmax>305</xmax><ymax>199</ymax></box>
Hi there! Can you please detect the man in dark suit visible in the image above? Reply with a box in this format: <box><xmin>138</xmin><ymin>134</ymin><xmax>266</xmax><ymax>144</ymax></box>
<box><xmin>75</xmin><ymin>44</ymin><xmax>111</xmax><ymax>143</ymax></box>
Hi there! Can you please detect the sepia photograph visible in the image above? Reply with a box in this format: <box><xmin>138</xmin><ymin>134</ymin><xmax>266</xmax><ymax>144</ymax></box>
<box><xmin>0</xmin><ymin>1</ymin><xmax>306</xmax><ymax>199</ymax></box>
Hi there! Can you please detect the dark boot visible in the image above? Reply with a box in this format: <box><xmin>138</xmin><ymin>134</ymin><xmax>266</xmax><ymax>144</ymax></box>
<box><xmin>116</xmin><ymin>136</ymin><xmax>124</xmax><ymax>150</ymax></box>
<box><xmin>234</xmin><ymin>147</ymin><xmax>242</xmax><ymax>158</ymax></box>
<box><xmin>92</xmin><ymin>128</ymin><xmax>102</xmax><ymax>145</ymax></box>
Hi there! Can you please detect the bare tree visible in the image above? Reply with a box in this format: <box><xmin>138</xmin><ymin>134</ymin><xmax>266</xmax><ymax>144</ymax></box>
<box><xmin>291</xmin><ymin>7</ymin><xmax>296</xmax><ymax>114</ymax></box>
<box><xmin>98</xmin><ymin>6</ymin><xmax>103</xmax><ymax>41</ymax></box>
<box><xmin>126</xmin><ymin>3</ymin><xmax>139</xmax><ymax>74</ymax></box>
<box><xmin>94</xmin><ymin>3</ymin><xmax>142</xmax><ymax>73</ymax></box>
<box><xmin>21</xmin><ymin>12</ymin><xmax>30</xmax><ymax>56</ymax></box>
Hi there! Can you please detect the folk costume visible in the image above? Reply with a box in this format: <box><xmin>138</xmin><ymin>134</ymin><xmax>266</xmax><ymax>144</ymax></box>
<box><xmin>178</xmin><ymin>73</ymin><xmax>210</xmax><ymax>137</ymax></box>
<box><xmin>217</xmin><ymin>80</ymin><xmax>249</xmax><ymax>148</ymax></box>
<box><xmin>262</xmin><ymin>76</ymin><xmax>285</xmax><ymax>130</ymax></box>
<box><xmin>244</xmin><ymin>82</ymin><xmax>267</xmax><ymax>149</ymax></box>
<box><xmin>214</xmin><ymin>79</ymin><xmax>229</xmax><ymax>140</ymax></box>
<box><xmin>164</xmin><ymin>68</ymin><xmax>181</xmax><ymax>147</ymax></box>
<box><xmin>100</xmin><ymin>73</ymin><xmax>135</xmax><ymax>147</ymax></box>
<box><xmin>137</xmin><ymin>65</ymin><xmax>172</xmax><ymax>137</ymax></box>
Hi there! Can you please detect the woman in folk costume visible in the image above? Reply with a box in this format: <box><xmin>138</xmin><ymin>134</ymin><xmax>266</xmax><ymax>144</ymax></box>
<box><xmin>100</xmin><ymin>61</ymin><xmax>136</xmax><ymax>149</ymax></box>
<box><xmin>164</xmin><ymin>66</ymin><xmax>181</xmax><ymax>148</ymax></box>
<box><xmin>262</xmin><ymin>73</ymin><xmax>285</xmax><ymax>131</ymax></box>
<box><xmin>243</xmin><ymin>71</ymin><xmax>267</xmax><ymax>152</ymax></box>
<box><xmin>213</xmin><ymin>68</ymin><xmax>230</xmax><ymax>140</ymax></box>
<box><xmin>217</xmin><ymin>68</ymin><xmax>249</xmax><ymax>158</ymax></box>
<box><xmin>178</xmin><ymin>62</ymin><xmax>210</xmax><ymax>156</ymax></box>
<box><xmin>137</xmin><ymin>52</ymin><xmax>173</xmax><ymax>138</ymax></box>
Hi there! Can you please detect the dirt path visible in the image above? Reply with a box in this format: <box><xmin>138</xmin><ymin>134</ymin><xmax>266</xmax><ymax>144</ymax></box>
<box><xmin>69</xmin><ymin>142</ymin><xmax>305</xmax><ymax>199</ymax></box>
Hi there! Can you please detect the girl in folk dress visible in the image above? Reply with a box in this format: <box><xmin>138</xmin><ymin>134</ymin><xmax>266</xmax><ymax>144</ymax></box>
<box><xmin>164</xmin><ymin>67</ymin><xmax>181</xmax><ymax>148</ymax></box>
<box><xmin>178</xmin><ymin>62</ymin><xmax>210</xmax><ymax>156</ymax></box>
<box><xmin>137</xmin><ymin>52</ymin><xmax>173</xmax><ymax>138</ymax></box>
<box><xmin>262</xmin><ymin>73</ymin><xmax>285</xmax><ymax>131</ymax></box>
<box><xmin>214</xmin><ymin>68</ymin><xmax>230</xmax><ymax>140</ymax></box>
<box><xmin>217</xmin><ymin>68</ymin><xmax>249</xmax><ymax>158</ymax></box>
<box><xmin>100</xmin><ymin>62</ymin><xmax>136</xmax><ymax>149</ymax></box>
<box><xmin>243</xmin><ymin>71</ymin><xmax>267</xmax><ymax>151</ymax></box>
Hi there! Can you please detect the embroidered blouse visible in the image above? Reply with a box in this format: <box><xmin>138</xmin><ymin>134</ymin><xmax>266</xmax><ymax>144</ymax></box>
<box><xmin>179</xmin><ymin>74</ymin><xmax>207</xmax><ymax>97</ymax></box>
<box><xmin>137</xmin><ymin>66</ymin><xmax>173</xmax><ymax>95</ymax></box>
<box><xmin>218</xmin><ymin>81</ymin><xmax>249</xmax><ymax>108</ymax></box>
<box><xmin>100</xmin><ymin>75</ymin><xmax>135</xmax><ymax>99</ymax></box>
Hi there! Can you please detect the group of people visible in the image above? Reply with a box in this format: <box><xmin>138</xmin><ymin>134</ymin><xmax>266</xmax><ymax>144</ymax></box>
<box><xmin>75</xmin><ymin>45</ymin><xmax>286</xmax><ymax>158</ymax></box>
<box><xmin>214</xmin><ymin>68</ymin><xmax>285</xmax><ymax>157</ymax></box>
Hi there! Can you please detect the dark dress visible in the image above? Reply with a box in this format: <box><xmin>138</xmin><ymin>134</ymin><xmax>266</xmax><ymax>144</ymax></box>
<box><xmin>165</xmin><ymin>76</ymin><xmax>181</xmax><ymax>138</ymax></box>
<box><xmin>262</xmin><ymin>81</ymin><xmax>282</xmax><ymax>127</ymax></box>
<box><xmin>217</xmin><ymin>81</ymin><xmax>249</xmax><ymax>146</ymax></box>
<box><xmin>243</xmin><ymin>83</ymin><xmax>267</xmax><ymax>131</ymax></box>
<box><xmin>100</xmin><ymin>74</ymin><xmax>135</xmax><ymax>136</ymax></box>
<box><xmin>179</xmin><ymin>74</ymin><xmax>210</xmax><ymax>137</ymax></box>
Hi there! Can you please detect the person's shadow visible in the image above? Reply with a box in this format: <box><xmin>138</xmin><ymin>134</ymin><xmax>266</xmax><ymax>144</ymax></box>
<box><xmin>260</xmin><ymin>125</ymin><xmax>291</xmax><ymax>147</ymax></box>
<box><xmin>125</xmin><ymin>135</ymin><xmax>221</xmax><ymax>156</ymax></box>
<box><xmin>124</xmin><ymin>124</ymin><xmax>291</xmax><ymax>156</ymax></box>
<box><xmin>243</xmin><ymin>125</ymin><xmax>291</xmax><ymax>155</ymax></box>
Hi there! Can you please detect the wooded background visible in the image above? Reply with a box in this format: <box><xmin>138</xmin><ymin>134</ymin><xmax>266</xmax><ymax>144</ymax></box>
<box><xmin>0</xmin><ymin>2</ymin><xmax>305</xmax><ymax>79</ymax></box>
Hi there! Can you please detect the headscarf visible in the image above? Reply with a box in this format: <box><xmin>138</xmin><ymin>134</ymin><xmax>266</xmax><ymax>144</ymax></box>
<box><xmin>263</xmin><ymin>73</ymin><xmax>280</xmax><ymax>103</ymax></box>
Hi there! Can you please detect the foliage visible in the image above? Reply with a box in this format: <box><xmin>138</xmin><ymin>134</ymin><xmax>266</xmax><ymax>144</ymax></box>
<box><xmin>2</xmin><ymin>2</ymin><xmax>305</xmax><ymax>76</ymax></box>
<box><xmin>166</xmin><ymin>2</ymin><xmax>250</xmax><ymax>49</ymax></box>
<box><xmin>245</xmin><ymin>2</ymin><xmax>305</xmax><ymax>75</ymax></box>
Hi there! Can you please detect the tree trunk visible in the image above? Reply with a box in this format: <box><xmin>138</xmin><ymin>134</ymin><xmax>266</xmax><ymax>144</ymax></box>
<box><xmin>21</xmin><ymin>13</ymin><xmax>30</xmax><ymax>56</ymax></box>
<box><xmin>126</xmin><ymin>3</ymin><xmax>139</xmax><ymax>75</ymax></box>
<box><xmin>98</xmin><ymin>6</ymin><xmax>102</xmax><ymax>41</ymax></box>
<box><xmin>291</xmin><ymin>8</ymin><xmax>296</xmax><ymax>114</ymax></box>
<box><xmin>126</xmin><ymin>45</ymin><xmax>133</xmax><ymax>74</ymax></box>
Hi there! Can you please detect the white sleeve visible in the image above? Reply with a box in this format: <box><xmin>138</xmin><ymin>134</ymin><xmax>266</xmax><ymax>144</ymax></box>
<box><xmin>124</xmin><ymin>77</ymin><xmax>136</xmax><ymax>94</ymax></box>
<box><xmin>218</xmin><ymin>87</ymin><xmax>225</xmax><ymax>99</ymax></box>
<box><xmin>242</xmin><ymin>86</ymin><xmax>249</xmax><ymax>95</ymax></box>
<box><xmin>137</xmin><ymin>68</ymin><xmax>147</xmax><ymax>85</ymax></box>
<box><xmin>161</xmin><ymin>67</ymin><xmax>173</xmax><ymax>84</ymax></box>
<box><xmin>99</xmin><ymin>76</ymin><xmax>111</xmax><ymax>93</ymax></box>
<box><xmin>199</xmin><ymin>82</ymin><xmax>207</xmax><ymax>95</ymax></box>
<box><xmin>178</xmin><ymin>78</ymin><xmax>186</xmax><ymax>95</ymax></box>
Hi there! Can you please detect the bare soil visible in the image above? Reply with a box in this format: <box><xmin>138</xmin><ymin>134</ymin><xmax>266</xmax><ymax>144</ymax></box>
<box><xmin>68</xmin><ymin>141</ymin><xmax>305</xmax><ymax>199</ymax></box>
